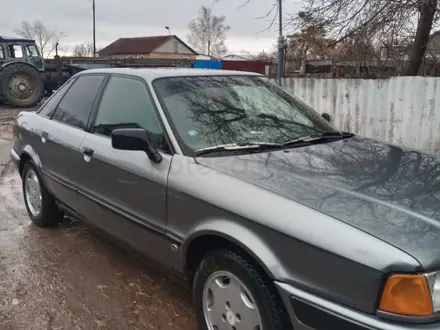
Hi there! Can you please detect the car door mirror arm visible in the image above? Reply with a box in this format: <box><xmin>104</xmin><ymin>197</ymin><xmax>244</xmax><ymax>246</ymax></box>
<box><xmin>145</xmin><ymin>144</ymin><xmax>162</xmax><ymax>163</ymax></box>
<box><xmin>111</xmin><ymin>128</ymin><xmax>163</xmax><ymax>163</ymax></box>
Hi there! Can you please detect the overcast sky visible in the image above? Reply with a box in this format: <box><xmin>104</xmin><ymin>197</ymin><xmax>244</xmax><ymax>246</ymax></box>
<box><xmin>1</xmin><ymin>0</ymin><xmax>300</xmax><ymax>55</ymax></box>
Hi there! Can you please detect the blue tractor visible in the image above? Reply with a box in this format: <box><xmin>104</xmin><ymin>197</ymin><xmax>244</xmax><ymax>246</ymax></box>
<box><xmin>0</xmin><ymin>36</ymin><xmax>45</xmax><ymax>107</ymax></box>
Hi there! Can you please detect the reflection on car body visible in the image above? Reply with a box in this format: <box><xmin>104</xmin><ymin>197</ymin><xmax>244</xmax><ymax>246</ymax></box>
<box><xmin>10</xmin><ymin>68</ymin><xmax>440</xmax><ymax>330</ymax></box>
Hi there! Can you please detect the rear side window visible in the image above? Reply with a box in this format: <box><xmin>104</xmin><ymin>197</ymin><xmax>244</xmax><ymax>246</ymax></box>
<box><xmin>93</xmin><ymin>75</ymin><xmax>164</xmax><ymax>149</ymax></box>
<box><xmin>52</xmin><ymin>74</ymin><xmax>105</xmax><ymax>129</ymax></box>
<box><xmin>38</xmin><ymin>78</ymin><xmax>76</xmax><ymax>117</ymax></box>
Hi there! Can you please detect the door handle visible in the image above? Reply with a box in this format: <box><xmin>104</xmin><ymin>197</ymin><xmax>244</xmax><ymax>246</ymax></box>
<box><xmin>41</xmin><ymin>131</ymin><xmax>48</xmax><ymax>143</ymax></box>
<box><xmin>82</xmin><ymin>147</ymin><xmax>94</xmax><ymax>156</ymax></box>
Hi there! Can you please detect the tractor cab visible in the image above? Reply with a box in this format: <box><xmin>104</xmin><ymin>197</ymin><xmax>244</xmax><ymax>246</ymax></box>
<box><xmin>0</xmin><ymin>36</ymin><xmax>45</xmax><ymax>71</ymax></box>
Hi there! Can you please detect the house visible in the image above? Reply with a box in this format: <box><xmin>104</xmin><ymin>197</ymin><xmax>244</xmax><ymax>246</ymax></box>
<box><xmin>221</xmin><ymin>54</ymin><xmax>249</xmax><ymax>61</ymax></box>
<box><xmin>196</xmin><ymin>54</ymin><xmax>214</xmax><ymax>60</ymax></box>
<box><xmin>425</xmin><ymin>31</ymin><xmax>440</xmax><ymax>60</ymax></box>
<box><xmin>98</xmin><ymin>35</ymin><xmax>198</xmax><ymax>60</ymax></box>
<box><xmin>379</xmin><ymin>43</ymin><xmax>411</xmax><ymax>61</ymax></box>
<box><xmin>379</xmin><ymin>31</ymin><xmax>440</xmax><ymax>62</ymax></box>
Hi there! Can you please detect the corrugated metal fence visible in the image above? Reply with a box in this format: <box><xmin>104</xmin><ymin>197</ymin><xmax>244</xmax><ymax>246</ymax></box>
<box><xmin>278</xmin><ymin>77</ymin><xmax>440</xmax><ymax>154</ymax></box>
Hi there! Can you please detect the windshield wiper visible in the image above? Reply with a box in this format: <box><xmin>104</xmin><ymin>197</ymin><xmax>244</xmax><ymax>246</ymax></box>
<box><xmin>194</xmin><ymin>142</ymin><xmax>282</xmax><ymax>156</ymax></box>
<box><xmin>283</xmin><ymin>131</ymin><xmax>354</xmax><ymax>148</ymax></box>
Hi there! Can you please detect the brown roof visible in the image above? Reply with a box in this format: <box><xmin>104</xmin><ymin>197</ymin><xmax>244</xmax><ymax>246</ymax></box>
<box><xmin>98</xmin><ymin>35</ymin><xmax>198</xmax><ymax>56</ymax></box>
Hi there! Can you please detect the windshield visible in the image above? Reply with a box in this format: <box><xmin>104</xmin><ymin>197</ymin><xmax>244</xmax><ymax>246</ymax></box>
<box><xmin>152</xmin><ymin>75</ymin><xmax>337</xmax><ymax>156</ymax></box>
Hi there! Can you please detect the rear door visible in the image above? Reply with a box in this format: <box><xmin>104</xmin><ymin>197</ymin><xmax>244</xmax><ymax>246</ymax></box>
<box><xmin>77</xmin><ymin>74</ymin><xmax>173</xmax><ymax>260</ymax></box>
<box><xmin>21</xmin><ymin>76</ymin><xmax>77</xmax><ymax>173</ymax></box>
<box><xmin>39</xmin><ymin>73</ymin><xmax>106</xmax><ymax>212</ymax></box>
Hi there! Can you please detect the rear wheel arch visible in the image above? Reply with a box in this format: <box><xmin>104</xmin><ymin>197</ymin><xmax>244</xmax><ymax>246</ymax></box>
<box><xmin>18</xmin><ymin>152</ymin><xmax>32</xmax><ymax>177</ymax></box>
<box><xmin>18</xmin><ymin>146</ymin><xmax>42</xmax><ymax>177</ymax></box>
<box><xmin>182</xmin><ymin>223</ymin><xmax>287</xmax><ymax>283</ymax></box>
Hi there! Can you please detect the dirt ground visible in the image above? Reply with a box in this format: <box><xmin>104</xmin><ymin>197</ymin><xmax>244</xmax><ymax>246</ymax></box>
<box><xmin>0</xmin><ymin>106</ymin><xmax>20</xmax><ymax>142</ymax></box>
<box><xmin>0</xmin><ymin>104</ymin><xmax>197</xmax><ymax>330</ymax></box>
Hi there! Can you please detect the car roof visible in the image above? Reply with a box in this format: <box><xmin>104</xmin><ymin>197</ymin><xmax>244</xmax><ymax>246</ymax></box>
<box><xmin>0</xmin><ymin>35</ymin><xmax>35</xmax><ymax>43</ymax></box>
<box><xmin>77</xmin><ymin>67</ymin><xmax>262</xmax><ymax>82</ymax></box>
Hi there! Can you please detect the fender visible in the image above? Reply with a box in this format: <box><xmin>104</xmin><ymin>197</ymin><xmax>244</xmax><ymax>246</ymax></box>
<box><xmin>18</xmin><ymin>145</ymin><xmax>55</xmax><ymax>195</ymax></box>
<box><xmin>180</xmin><ymin>218</ymin><xmax>290</xmax><ymax>280</ymax></box>
<box><xmin>1</xmin><ymin>60</ymin><xmax>40</xmax><ymax>72</ymax></box>
<box><xmin>19</xmin><ymin>144</ymin><xmax>42</xmax><ymax>173</ymax></box>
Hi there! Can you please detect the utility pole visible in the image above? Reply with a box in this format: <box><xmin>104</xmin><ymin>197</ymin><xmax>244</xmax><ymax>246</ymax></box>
<box><xmin>277</xmin><ymin>0</ymin><xmax>285</xmax><ymax>86</ymax></box>
<box><xmin>92</xmin><ymin>0</ymin><xmax>96</xmax><ymax>57</ymax></box>
<box><xmin>207</xmin><ymin>40</ymin><xmax>211</xmax><ymax>57</ymax></box>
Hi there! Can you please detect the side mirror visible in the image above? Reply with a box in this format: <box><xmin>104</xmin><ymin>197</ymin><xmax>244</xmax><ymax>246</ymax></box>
<box><xmin>321</xmin><ymin>113</ymin><xmax>331</xmax><ymax>122</ymax></box>
<box><xmin>111</xmin><ymin>128</ymin><xmax>162</xmax><ymax>163</ymax></box>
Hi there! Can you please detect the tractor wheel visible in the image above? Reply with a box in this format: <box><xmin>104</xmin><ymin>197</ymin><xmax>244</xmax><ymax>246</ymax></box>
<box><xmin>0</xmin><ymin>63</ymin><xmax>44</xmax><ymax>108</ymax></box>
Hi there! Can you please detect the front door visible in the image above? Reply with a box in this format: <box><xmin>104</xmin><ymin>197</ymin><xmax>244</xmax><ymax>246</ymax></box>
<box><xmin>77</xmin><ymin>74</ymin><xmax>173</xmax><ymax>260</ymax></box>
<box><xmin>39</xmin><ymin>73</ymin><xmax>106</xmax><ymax>211</ymax></box>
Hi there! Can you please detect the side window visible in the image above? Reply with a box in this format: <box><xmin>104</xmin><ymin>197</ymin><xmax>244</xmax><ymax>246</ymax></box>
<box><xmin>25</xmin><ymin>44</ymin><xmax>40</xmax><ymax>57</ymax></box>
<box><xmin>93</xmin><ymin>76</ymin><xmax>165</xmax><ymax>150</ymax></box>
<box><xmin>8</xmin><ymin>45</ymin><xmax>23</xmax><ymax>58</ymax></box>
<box><xmin>37</xmin><ymin>78</ymin><xmax>76</xmax><ymax>117</ymax></box>
<box><xmin>52</xmin><ymin>74</ymin><xmax>105</xmax><ymax>129</ymax></box>
<box><xmin>0</xmin><ymin>45</ymin><xmax>4</xmax><ymax>59</ymax></box>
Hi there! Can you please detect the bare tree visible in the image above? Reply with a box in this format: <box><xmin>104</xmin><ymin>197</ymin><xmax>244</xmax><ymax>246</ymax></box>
<box><xmin>286</xmin><ymin>24</ymin><xmax>332</xmax><ymax>60</ymax></box>
<box><xmin>291</xmin><ymin>0</ymin><xmax>439</xmax><ymax>75</ymax></box>
<box><xmin>72</xmin><ymin>42</ymin><xmax>95</xmax><ymax>57</ymax></box>
<box><xmin>187</xmin><ymin>6</ymin><xmax>230</xmax><ymax>58</ymax></box>
<box><xmin>14</xmin><ymin>20</ymin><xmax>64</xmax><ymax>58</ymax></box>
<box><xmin>254</xmin><ymin>50</ymin><xmax>277</xmax><ymax>61</ymax></box>
<box><xmin>57</xmin><ymin>45</ymin><xmax>70</xmax><ymax>56</ymax></box>
<box><xmin>240</xmin><ymin>49</ymin><xmax>276</xmax><ymax>61</ymax></box>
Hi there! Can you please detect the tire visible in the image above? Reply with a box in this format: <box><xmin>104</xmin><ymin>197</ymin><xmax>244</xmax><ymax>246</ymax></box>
<box><xmin>193</xmin><ymin>249</ymin><xmax>292</xmax><ymax>330</ymax></box>
<box><xmin>0</xmin><ymin>63</ymin><xmax>44</xmax><ymax>107</ymax></box>
<box><xmin>22</xmin><ymin>161</ymin><xmax>63</xmax><ymax>227</ymax></box>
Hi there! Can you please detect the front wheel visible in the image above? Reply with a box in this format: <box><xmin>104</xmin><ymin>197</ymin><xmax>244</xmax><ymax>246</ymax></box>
<box><xmin>193</xmin><ymin>249</ymin><xmax>292</xmax><ymax>330</ymax></box>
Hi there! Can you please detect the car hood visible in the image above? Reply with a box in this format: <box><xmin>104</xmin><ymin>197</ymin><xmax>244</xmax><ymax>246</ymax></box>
<box><xmin>196</xmin><ymin>135</ymin><xmax>440</xmax><ymax>269</ymax></box>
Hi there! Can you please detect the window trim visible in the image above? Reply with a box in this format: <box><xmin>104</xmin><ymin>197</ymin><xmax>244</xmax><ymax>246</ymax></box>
<box><xmin>88</xmin><ymin>73</ymin><xmax>175</xmax><ymax>155</ymax></box>
<box><xmin>50</xmin><ymin>73</ymin><xmax>108</xmax><ymax>131</ymax></box>
<box><xmin>37</xmin><ymin>76</ymin><xmax>78</xmax><ymax>117</ymax></box>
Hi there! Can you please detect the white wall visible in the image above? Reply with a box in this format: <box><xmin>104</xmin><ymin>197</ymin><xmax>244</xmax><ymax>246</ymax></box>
<box><xmin>154</xmin><ymin>37</ymin><xmax>194</xmax><ymax>54</ymax></box>
<box><xmin>278</xmin><ymin>77</ymin><xmax>440</xmax><ymax>154</ymax></box>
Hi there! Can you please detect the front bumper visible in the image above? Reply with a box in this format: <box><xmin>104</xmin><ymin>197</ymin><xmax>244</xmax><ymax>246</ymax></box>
<box><xmin>275</xmin><ymin>281</ymin><xmax>440</xmax><ymax>330</ymax></box>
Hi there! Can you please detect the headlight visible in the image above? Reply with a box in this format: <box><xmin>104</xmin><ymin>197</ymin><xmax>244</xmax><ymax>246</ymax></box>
<box><xmin>378</xmin><ymin>272</ymin><xmax>440</xmax><ymax>317</ymax></box>
<box><xmin>426</xmin><ymin>272</ymin><xmax>440</xmax><ymax>312</ymax></box>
